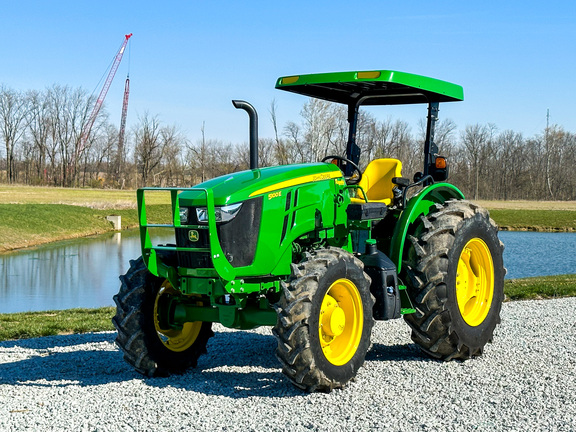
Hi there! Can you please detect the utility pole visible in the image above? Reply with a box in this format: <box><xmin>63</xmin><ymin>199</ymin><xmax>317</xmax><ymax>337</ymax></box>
<box><xmin>545</xmin><ymin>108</ymin><xmax>554</xmax><ymax>199</ymax></box>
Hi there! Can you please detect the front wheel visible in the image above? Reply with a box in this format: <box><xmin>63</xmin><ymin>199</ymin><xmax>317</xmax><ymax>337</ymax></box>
<box><xmin>112</xmin><ymin>257</ymin><xmax>213</xmax><ymax>376</ymax></box>
<box><xmin>403</xmin><ymin>200</ymin><xmax>505</xmax><ymax>360</ymax></box>
<box><xmin>273</xmin><ymin>248</ymin><xmax>374</xmax><ymax>392</ymax></box>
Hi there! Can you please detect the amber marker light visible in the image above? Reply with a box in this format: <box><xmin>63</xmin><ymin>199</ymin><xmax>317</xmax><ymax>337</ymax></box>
<box><xmin>357</xmin><ymin>71</ymin><xmax>381</xmax><ymax>79</ymax></box>
<box><xmin>281</xmin><ymin>76</ymin><xmax>300</xmax><ymax>85</ymax></box>
<box><xmin>435</xmin><ymin>157</ymin><xmax>447</xmax><ymax>169</ymax></box>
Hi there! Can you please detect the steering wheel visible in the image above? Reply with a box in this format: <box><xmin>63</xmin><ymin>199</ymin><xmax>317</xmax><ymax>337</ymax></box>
<box><xmin>321</xmin><ymin>155</ymin><xmax>362</xmax><ymax>185</ymax></box>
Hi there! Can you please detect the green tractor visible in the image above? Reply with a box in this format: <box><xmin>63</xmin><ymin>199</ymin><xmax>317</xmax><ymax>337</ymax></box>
<box><xmin>113</xmin><ymin>70</ymin><xmax>505</xmax><ymax>392</ymax></box>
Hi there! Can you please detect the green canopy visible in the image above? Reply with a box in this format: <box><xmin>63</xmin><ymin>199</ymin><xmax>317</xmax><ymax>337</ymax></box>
<box><xmin>276</xmin><ymin>70</ymin><xmax>463</xmax><ymax>106</ymax></box>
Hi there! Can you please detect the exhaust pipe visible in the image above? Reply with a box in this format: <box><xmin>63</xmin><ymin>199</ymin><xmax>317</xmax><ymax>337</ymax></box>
<box><xmin>232</xmin><ymin>100</ymin><xmax>258</xmax><ymax>170</ymax></box>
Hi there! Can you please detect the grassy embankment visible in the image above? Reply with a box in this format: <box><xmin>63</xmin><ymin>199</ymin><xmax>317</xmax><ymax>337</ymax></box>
<box><xmin>0</xmin><ymin>185</ymin><xmax>172</xmax><ymax>252</ymax></box>
<box><xmin>475</xmin><ymin>200</ymin><xmax>576</xmax><ymax>232</ymax></box>
<box><xmin>1</xmin><ymin>274</ymin><xmax>575</xmax><ymax>341</ymax></box>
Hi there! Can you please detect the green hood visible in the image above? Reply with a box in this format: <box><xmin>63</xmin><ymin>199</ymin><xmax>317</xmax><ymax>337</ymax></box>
<box><xmin>179</xmin><ymin>162</ymin><xmax>343</xmax><ymax>206</ymax></box>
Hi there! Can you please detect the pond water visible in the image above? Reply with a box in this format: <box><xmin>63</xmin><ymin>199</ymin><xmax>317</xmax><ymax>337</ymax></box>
<box><xmin>498</xmin><ymin>231</ymin><xmax>576</xmax><ymax>279</ymax></box>
<box><xmin>0</xmin><ymin>230</ymin><xmax>574</xmax><ymax>313</ymax></box>
<box><xmin>0</xmin><ymin>230</ymin><xmax>173</xmax><ymax>314</ymax></box>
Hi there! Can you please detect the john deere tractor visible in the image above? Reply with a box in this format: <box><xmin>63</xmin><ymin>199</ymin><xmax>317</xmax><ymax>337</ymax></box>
<box><xmin>113</xmin><ymin>70</ymin><xmax>505</xmax><ymax>392</ymax></box>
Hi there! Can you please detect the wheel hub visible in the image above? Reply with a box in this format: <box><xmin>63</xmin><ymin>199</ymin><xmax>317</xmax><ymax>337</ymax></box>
<box><xmin>456</xmin><ymin>238</ymin><xmax>494</xmax><ymax>327</ymax></box>
<box><xmin>318</xmin><ymin>278</ymin><xmax>363</xmax><ymax>366</ymax></box>
<box><xmin>321</xmin><ymin>295</ymin><xmax>346</xmax><ymax>337</ymax></box>
<box><xmin>154</xmin><ymin>281</ymin><xmax>202</xmax><ymax>352</ymax></box>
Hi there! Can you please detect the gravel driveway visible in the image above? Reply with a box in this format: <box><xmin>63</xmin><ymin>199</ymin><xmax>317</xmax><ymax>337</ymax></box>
<box><xmin>1</xmin><ymin>297</ymin><xmax>575</xmax><ymax>431</ymax></box>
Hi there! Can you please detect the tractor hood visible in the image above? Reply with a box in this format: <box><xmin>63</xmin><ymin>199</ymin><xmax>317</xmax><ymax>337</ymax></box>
<box><xmin>179</xmin><ymin>162</ymin><xmax>343</xmax><ymax>206</ymax></box>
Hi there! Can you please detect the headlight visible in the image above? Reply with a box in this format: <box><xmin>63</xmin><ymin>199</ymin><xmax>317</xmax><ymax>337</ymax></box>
<box><xmin>179</xmin><ymin>207</ymin><xmax>189</xmax><ymax>224</ymax></box>
<box><xmin>196</xmin><ymin>202</ymin><xmax>243</xmax><ymax>224</ymax></box>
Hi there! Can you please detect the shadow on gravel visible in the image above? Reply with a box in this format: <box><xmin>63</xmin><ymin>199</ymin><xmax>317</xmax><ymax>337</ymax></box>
<box><xmin>201</xmin><ymin>331</ymin><xmax>279</xmax><ymax>369</ymax></box>
<box><xmin>365</xmin><ymin>342</ymin><xmax>432</xmax><ymax>363</ymax></box>
<box><xmin>0</xmin><ymin>333</ymin><xmax>129</xmax><ymax>387</ymax></box>
<box><xmin>0</xmin><ymin>330</ymin><xmax>305</xmax><ymax>397</ymax></box>
<box><xmin>149</xmin><ymin>370</ymin><xmax>304</xmax><ymax>398</ymax></box>
<box><xmin>145</xmin><ymin>330</ymin><xmax>308</xmax><ymax>398</ymax></box>
<box><xmin>0</xmin><ymin>331</ymin><xmax>432</xmax><ymax>397</ymax></box>
<box><xmin>0</xmin><ymin>332</ymin><xmax>114</xmax><ymax>350</ymax></box>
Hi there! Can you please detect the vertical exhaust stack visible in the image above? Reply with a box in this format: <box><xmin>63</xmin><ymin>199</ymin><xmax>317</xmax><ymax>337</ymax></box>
<box><xmin>232</xmin><ymin>100</ymin><xmax>258</xmax><ymax>170</ymax></box>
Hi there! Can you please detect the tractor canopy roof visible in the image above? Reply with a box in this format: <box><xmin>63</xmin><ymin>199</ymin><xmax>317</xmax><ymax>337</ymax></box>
<box><xmin>275</xmin><ymin>70</ymin><xmax>463</xmax><ymax>106</ymax></box>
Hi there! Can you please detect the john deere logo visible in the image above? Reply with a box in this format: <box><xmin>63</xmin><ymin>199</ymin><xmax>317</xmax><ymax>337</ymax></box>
<box><xmin>188</xmin><ymin>230</ymin><xmax>199</xmax><ymax>242</ymax></box>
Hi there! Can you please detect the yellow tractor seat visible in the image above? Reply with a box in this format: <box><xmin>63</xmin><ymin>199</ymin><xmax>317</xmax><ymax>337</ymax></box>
<box><xmin>350</xmin><ymin>158</ymin><xmax>402</xmax><ymax>205</ymax></box>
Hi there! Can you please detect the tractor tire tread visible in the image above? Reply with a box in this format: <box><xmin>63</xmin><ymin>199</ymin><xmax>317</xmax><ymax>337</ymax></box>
<box><xmin>112</xmin><ymin>257</ymin><xmax>213</xmax><ymax>377</ymax></box>
<box><xmin>403</xmin><ymin>199</ymin><xmax>505</xmax><ymax>360</ymax></box>
<box><xmin>273</xmin><ymin>247</ymin><xmax>374</xmax><ymax>392</ymax></box>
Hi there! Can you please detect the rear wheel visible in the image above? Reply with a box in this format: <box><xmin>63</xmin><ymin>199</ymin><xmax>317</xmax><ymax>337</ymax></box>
<box><xmin>273</xmin><ymin>248</ymin><xmax>374</xmax><ymax>392</ymax></box>
<box><xmin>113</xmin><ymin>257</ymin><xmax>213</xmax><ymax>376</ymax></box>
<box><xmin>403</xmin><ymin>200</ymin><xmax>505</xmax><ymax>360</ymax></box>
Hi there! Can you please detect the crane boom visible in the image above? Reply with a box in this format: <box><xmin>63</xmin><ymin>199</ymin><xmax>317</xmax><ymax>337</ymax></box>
<box><xmin>78</xmin><ymin>33</ymin><xmax>132</xmax><ymax>158</ymax></box>
<box><xmin>116</xmin><ymin>75</ymin><xmax>130</xmax><ymax>179</ymax></box>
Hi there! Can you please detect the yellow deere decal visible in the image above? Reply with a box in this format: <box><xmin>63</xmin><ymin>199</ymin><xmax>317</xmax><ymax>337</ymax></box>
<box><xmin>250</xmin><ymin>171</ymin><xmax>342</xmax><ymax>197</ymax></box>
<box><xmin>188</xmin><ymin>230</ymin><xmax>199</xmax><ymax>242</ymax></box>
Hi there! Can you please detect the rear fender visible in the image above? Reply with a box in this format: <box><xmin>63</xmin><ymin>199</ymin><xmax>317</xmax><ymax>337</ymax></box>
<box><xmin>389</xmin><ymin>183</ymin><xmax>465</xmax><ymax>274</ymax></box>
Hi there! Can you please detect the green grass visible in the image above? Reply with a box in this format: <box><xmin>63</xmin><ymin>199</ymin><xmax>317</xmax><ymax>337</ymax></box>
<box><xmin>490</xmin><ymin>209</ymin><xmax>576</xmax><ymax>231</ymax></box>
<box><xmin>504</xmin><ymin>274</ymin><xmax>576</xmax><ymax>301</ymax></box>
<box><xmin>0</xmin><ymin>307</ymin><xmax>115</xmax><ymax>341</ymax></box>
<box><xmin>0</xmin><ymin>275</ymin><xmax>574</xmax><ymax>342</ymax></box>
<box><xmin>0</xmin><ymin>203</ymin><xmax>172</xmax><ymax>252</ymax></box>
<box><xmin>0</xmin><ymin>184</ymin><xmax>170</xmax><ymax>206</ymax></box>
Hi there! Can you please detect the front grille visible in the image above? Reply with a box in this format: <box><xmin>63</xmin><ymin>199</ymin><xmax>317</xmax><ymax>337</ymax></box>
<box><xmin>176</xmin><ymin>205</ymin><xmax>213</xmax><ymax>268</ymax></box>
<box><xmin>175</xmin><ymin>227</ymin><xmax>212</xmax><ymax>268</ymax></box>
<box><xmin>175</xmin><ymin>196</ymin><xmax>263</xmax><ymax>269</ymax></box>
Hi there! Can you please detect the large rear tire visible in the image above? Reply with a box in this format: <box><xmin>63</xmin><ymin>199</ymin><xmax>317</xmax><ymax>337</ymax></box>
<box><xmin>273</xmin><ymin>248</ymin><xmax>374</xmax><ymax>392</ymax></box>
<box><xmin>112</xmin><ymin>257</ymin><xmax>213</xmax><ymax>376</ymax></box>
<box><xmin>403</xmin><ymin>199</ymin><xmax>505</xmax><ymax>360</ymax></box>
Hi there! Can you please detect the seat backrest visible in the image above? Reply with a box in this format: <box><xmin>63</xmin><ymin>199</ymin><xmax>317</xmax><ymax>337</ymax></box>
<box><xmin>357</xmin><ymin>158</ymin><xmax>402</xmax><ymax>203</ymax></box>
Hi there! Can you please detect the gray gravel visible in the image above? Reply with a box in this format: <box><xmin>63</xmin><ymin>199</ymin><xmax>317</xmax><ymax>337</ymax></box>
<box><xmin>1</xmin><ymin>297</ymin><xmax>575</xmax><ymax>432</ymax></box>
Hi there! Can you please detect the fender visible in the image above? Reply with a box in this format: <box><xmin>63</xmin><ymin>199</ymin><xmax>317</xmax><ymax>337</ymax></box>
<box><xmin>390</xmin><ymin>182</ymin><xmax>465</xmax><ymax>274</ymax></box>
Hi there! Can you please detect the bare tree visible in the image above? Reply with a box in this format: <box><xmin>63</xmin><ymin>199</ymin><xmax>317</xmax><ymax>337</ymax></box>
<box><xmin>4</xmin><ymin>79</ymin><xmax>576</xmax><ymax>202</ymax></box>
<box><xmin>45</xmin><ymin>85</ymin><xmax>99</xmax><ymax>186</ymax></box>
<box><xmin>283</xmin><ymin>121</ymin><xmax>305</xmax><ymax>163</ymax></box>
<box><xmin>133</xmin><ymin>113</ymin><xmax>164</xmax><ymax>186</ymax></box>
<box><xmin>269</xmin><ymin>99</ymin><xmax>291</xmax><ymax>166</ymax></box>
<box><xmin>187</xmin><ymin>122</ymin><xmax>210</xmax><ymax>183</ymax></box>
<box><xmin>85</xmin><ymin>123</ymin><xmax>119</xmax><ymax>187</ymax></box>
<box><xmin>26</xmin><ymin>89</ymin><xmax>52</xmax><ymax>182</ymax></box>
<box><xmin>0</xmin><ymin>86</ymin><xmax>29</xmax><ymax>183</ymax></box>
<box><xmin>544</xmin><ymin>126</ymin><xmax>576</xmax><ymax>200</ymax></box>
<box><xmin>160</xmin><ymin>124</ymin><xmax>186</xmax><ymax>186</ymax></box>
<box><xmin>461</xmin><ymin>124</ymin><xmax>497</xmax><ymax>200</ymax></box>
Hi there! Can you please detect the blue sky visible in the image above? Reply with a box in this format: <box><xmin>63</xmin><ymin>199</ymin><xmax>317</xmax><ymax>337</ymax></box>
<box><xmin>1</xmin><ymin>1</ymin><xmax>574</xmax><ymax>145</ymax></box>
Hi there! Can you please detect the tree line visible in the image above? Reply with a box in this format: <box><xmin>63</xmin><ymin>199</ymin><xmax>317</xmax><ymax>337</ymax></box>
<box><xmin>1</xmin><ymin>84</ymin><xmax>575</xmax><ymax>200</ymax></box>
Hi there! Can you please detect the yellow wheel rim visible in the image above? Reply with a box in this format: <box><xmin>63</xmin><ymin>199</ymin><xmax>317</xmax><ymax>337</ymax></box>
<box><xmin>154</xmin><ymin>281</ymin><xmax>202</xmax><ymax>352</ymax></box>
<box><xmin>318</xmin><ymin>278</ymin><xmax>363</xmax><ymax>366</ymax></box>
<box><xmin>456</xmin><ymin>238</ymin><xmax>495</xmax><ymax>327</ymax></box>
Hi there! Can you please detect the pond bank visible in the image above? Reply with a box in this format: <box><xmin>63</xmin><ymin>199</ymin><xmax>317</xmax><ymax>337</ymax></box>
<box><xmin>499</xmin><ymin>226</ymin><xmax>576</xmax><ymax>232</ymax></box>
<box><xmin>0</xmin><ymin>203</ymin><xmax>171</xmax><ymax>253</ymax></box>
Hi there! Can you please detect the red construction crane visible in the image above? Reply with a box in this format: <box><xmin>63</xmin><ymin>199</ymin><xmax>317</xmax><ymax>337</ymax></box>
<box><xmin>77</xmin><ymin>33</ymin><xmax>132</xmax><ymax>159</ymax></box>
<box><xmin>116</xmin><ymin>75</ymin><xmax>130</xmax><ymax>179</ymax></box>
